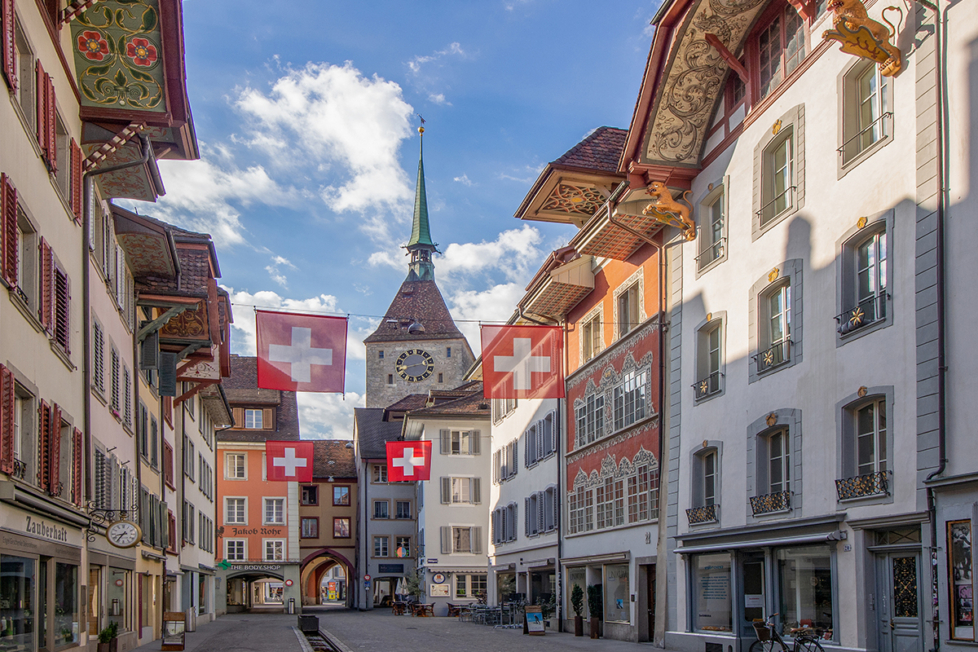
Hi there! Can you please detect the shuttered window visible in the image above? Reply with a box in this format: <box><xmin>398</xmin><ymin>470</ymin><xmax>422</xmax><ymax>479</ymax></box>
<box><xmin>163</xmin><ymin>441</ymin><xmax>174</xmax><ymax>487</ymax></box>
<box><xmin>1</xmin><ymin>0</ymin><xmax>16</xmax><ymax>92</ymax></box>
<box><xmin>34</xmin><ymin>61</ymin><xmax>55</xmax><ymax>172</ymax></box>
<box><xmin>53</xmin><ymin>265</ymin><xmax>69</xmax><ymax>353</ymax></box>
<box><xmin>0</xmin><ymin>364</ymin><xmax>15</xmax><ymax>475</ymax></box>
<box><xmin>122</xmin><ymin>366</ymin><xmax>131</xmax><ymax>427</ymax></box>
<box><xmin>69</xmin><ymin>139</ymin><xmax>83</xmax><ymax>222</ymax></box>
<box><xmin>39</xmin><ymin>237</ymin><xmax>52</xmax><ymax>331</ymax></box>
<box><xmin>92</xmin><ymin>319</ymin><xmax>105</xmax><ymax>394</ymax></box>
<box><xmin>1</xmin><ymin>173</ymin><xmax>17</xmax><ymax>289</ymax></box>
<box><xmin>110</xmin><ymin>347</ymin><xmax>120</xmax><ymax>411</ymax></box>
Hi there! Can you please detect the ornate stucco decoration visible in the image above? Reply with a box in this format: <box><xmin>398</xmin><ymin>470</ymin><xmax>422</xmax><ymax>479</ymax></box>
<box><xmin>642</xmin><ymin>182</ymin><xmax>696</xmax><ymax>241</ymax></box>
<box><xmin>822</xmin><ymin>0</ymin><xmax>903</xmax><ymax>77</ymax></box>
<box><xmin>542</xmin><ymin>183</ymin><xmax>607</xmax><ymax>216</ymax></box>
<box><xmin>642</xmin><ymin>0</ymin><xmax>769</xmax><ymax>167</ymax></box>
<box><xmin>568</xmin><ymin>446</ymin><xmax>659</xmax><ymax>490</ymax></box>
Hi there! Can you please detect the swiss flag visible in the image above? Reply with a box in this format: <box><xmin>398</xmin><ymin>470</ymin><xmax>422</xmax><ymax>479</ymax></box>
<box><xmin>265</xmin><ymin>440</ymin><xmax>315</xmax><ymax>482</ymax></box>
<box><xmin>257</xmin><ymin>310</ymin><xmax>347</xmax><ymax>393</ymax></box>
<box><xmin>386</xmin><ymin>441</ymin><xmax>432</xmax><ymax>482</ymax></box>
<box><xmin>481</xmin><ymin>325</ymin><xmax>565</xmax><ymax>399</ymax></box>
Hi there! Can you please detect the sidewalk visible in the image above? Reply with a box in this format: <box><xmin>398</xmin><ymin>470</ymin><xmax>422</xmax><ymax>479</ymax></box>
<box><xmin>132</xmin><ymin>613</ymin><xmax>307</xmax><ymax>652</ymax></box>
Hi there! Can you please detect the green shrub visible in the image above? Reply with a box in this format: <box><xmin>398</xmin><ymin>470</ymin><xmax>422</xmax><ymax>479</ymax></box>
<box><xmin>587</xmin><ymin>584</ymin><xmax>602</xmax><ymax>620</ymax></box>
<box><xmin>571</xmin><ymin>584</ymin><xmax>584</xmax><ymax>617</ymax></box>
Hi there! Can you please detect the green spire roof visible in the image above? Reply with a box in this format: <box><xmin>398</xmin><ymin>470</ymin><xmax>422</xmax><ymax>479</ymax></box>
<box><xmin>407</xmin><ymin>136</ymin><xmax>435</xmax><ymax>248</ymax></box>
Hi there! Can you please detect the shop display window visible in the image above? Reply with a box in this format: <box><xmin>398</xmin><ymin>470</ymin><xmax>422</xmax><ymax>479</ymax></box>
<box><xmin>776</xmin><ymin>546</ymin><xmax>834</xmax><ymax>639</ymax></box>
<box><xmin>567</xmin><ymin>567</ymin><xmax>586</xmax><ymax>611</ymax></box>
<box><xmin>54</xmin><ymin>563</ymin><xmax>78</xmax><ymax>648</ymax></box>
<box><xmin>0</xmin><ymin>556</ymin><xmax>36</xmax><ymax>651</ymax></box>
<box><xmin>604</xmin><ymin>564</ymin><xmax>630</xmax><ymax>623</ymax></box>
<box><xmin>107</xmin><ymin>568</ymin><xmax>130</xmax><ymax>632</ymax></box>
<box><xmin>948</xmin><ymin>520</ymin><xmax>974</xmax><ymax>641</ymax></box>
<box><xmin>692</xmin><ymin>553</ymin><xmax>732</xmax><ymax>632</ymax></box>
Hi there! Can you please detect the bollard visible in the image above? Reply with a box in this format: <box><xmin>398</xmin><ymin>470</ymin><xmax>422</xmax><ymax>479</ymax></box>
<box><xmin>288</xmin><ymin>597</ymin><xmax>296</xmax><ymax>614</ymax></box>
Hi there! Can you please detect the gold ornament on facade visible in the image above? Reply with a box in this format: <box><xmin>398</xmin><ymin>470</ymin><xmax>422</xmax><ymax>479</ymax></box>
<box><xmin>763</xmin><ymin>350</ymin><xmax>775</xmax><ymax>366</ymax></box>
<box><xmin>700</xmin><ymin>380</ymin><xmax>710</xmax><ymax>394</ymax></box>
<box><xmin>766</xmin><ymin>412</ymin><xmax>778</xmax><ymax>427</ymax></box>
<box><xmin>161</xmin><ymin>306</ymin><xmax>206</xmax><ymax>338</ymax></box>
<box><xmin>850</xmin><ymin>306</ymin><xmax>865</xmax><ymax>326</ymax></box>
<box><xmin>822</xmin><ymin>0</ymin><xmax>903</xmax><ymax>77</ymax></box>
<box><xmin>642</xmin><ymin>182</ymin><xmax>696</xmax><ymax>241</ymax></box>
<box><xmin>858</xmin><ymin>386</ymin><xmax>868</xmax><ymax>398</ymax></box>
<box><xmin>772</xmin><ymin>119</ymin><xmax>783</xmax><ymax>135</ymax></box>
<box><xmin>768</xmin><ymin>268</ymin><xmax>780</xmax><ymax>283</ymax></box>
<box><xmin>857</xmin><ymin>216</ymin><xmax>868</xmax><ymax>229</ymax></box>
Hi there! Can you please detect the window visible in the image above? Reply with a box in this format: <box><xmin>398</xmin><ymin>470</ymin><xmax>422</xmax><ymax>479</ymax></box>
<box><xmin>442</xmin><ymin>526</ymin><xmax>483</xmax><ymax>554</ymax></box>
<box><xmin>605</xmin><ymin>565</ymin><xmax>630</xmax><ymax>623</ymax></box>
<box><xmin>183</xmin><ymin>436</ymin><xmax>195</xmax><ymax>481</ymax></box>
<box><xmin>524</xmin><ymin>487</ymin><xmax>558</xmax><ymax>536</ymax></box>
<box><xmin>92</xmin><ymin>319</ymin><xmax>105</xmax><ymax>395</ymax></box>
<box><xmin>225</xmin><ymin>498</ymin><xmax>246</xmax><ymax>525</ymax></box>
<box><xmin>333</xmin><ymin>517</ymin><xmax>351</xmax><ymax>538</ymax></box>
<box><xmin>756</xmin><ymin>5</ymin><xmax>807</xmax><ymax>100</ymax></box>
<box><xmin>698</xmin><ymin>188</ymin><xmax>725</xmax><ymax>269</ymax></box>
<box><xmin>493</xmin><ymin>503</ymin><xmax>518</xmax><ymax>544</ymax></box>
<box><xmin>446</xmin><ymin>346</ymin><xmax>452</xmax><ymax>358</ymax></box>
<box><xmin>264</xmin><ymin>540</ymin><xmax>284</xmax><ymax>562</ymax></box>
<box><xmin>373</xmin><ymin>500</ymin><xmax>389</xmax><ymax>519</ymax></box>
<box><xmin>225</xmin><ymin>453</ymin><xmax>246</xmax><ymax>479</ymax></box>
<box><xmin>695</xmin><ymin>319</ymin><xmax>723</xmax><ymax>399</ymax></box>
<box><xmin>54</xmin><ymin>115</ymin><xmax>69</xmax><ymax>199</ymax></box>
<box><xmin>373</xmin><ymin>536</ymin><xmax>389</xmax><ymax>558</ymax></box>
<box><xmin>688</xmin><ymin>444</ymin><xmax>721</xmax><ymax>524</ymax></box>
<box><xmin>493</xmin><ymin>441</ymin><xmax>518</xmax><ymax>483</ymax></box>
<box><xmin>613</xmin><ymin>367</ymin><xmax>649</xmax><ymax>431</ymax></box>
<box><xmin>333</xmin><ymin>485</ymin><xmax>350</xmax><ymax>506</ymax></box>
<box><xmin>441</xmin><ymin>429</ymin><xmax>480</xmax><ymax>455</ymax></box>
<box><xmin>372</xmin><ymin>464</ymin><xmax>387</xmax><ymax>483</ymax></box>
<box><xmin>301</xmin><ymin>518</ymin><xmax>319</xmax><ymax>539</ymax></box>
<box><xmin>395</xmin><ymin>536</ymin><xmax>411</xmax><ymax>558</ymax></box>
<box><xmin>378</xmin><ymin>350</ymin><xmax>384</xmax><ymax>359</ymax></box>
<box><xmin>627</xmin><ymin>464</ymin><xmax>660</xmax><ymax>523</ymax></box>
<box><xmin>301</xmin><ymin>485</ymin><xmax>318</xmax><ymax>505</ymax></box>
<box><xmin>455</xmin><ymin>574</ymin><xmax>487</xmax><ymax>599</ymax></box>
<box><xmin>14</xmin><ymin>204</ymin><xmax>38</xmax><ymax>312</ymax></box>
<box><xmin>703</xmin><ymin>451</ymin><xmax>717</xmax><ymax>507</ymax></box>
<box><xmin>163</xmin><ymin>441</ymin><xmax>174</xmax><ymax>488</ymax></box>
<box><xmin>387</xmin><ymin>374</ymin><xmax>393</xmax><ymax>385</ymax></box>
<box><xmin>492</xmin><ymin>397</ymin><xmax>517</xmax><ymax>423</ymax></box>
<box><xmin>51</xmin><ymin>262</ymin><xmax>70</xmax><ymax>354</ymax></box>
<box><xmin>110</xmin><ymin>347</ymin><xmax>121</xmax><ymax>413</ymax></box>
<box><xmin>840</xmin><ymin>61</ymin><xmax>892</xmax><ymax>167</ymax></box>
<box><xmin>264</xmin><ymin>498</ymin><xmax>284</xmax><ymax>525</ymax></box>
<box><xmin>183</xmin><ymin>502</ymin><xmax>195</xmax><ymax>544</ymax></box>
<box><xmin>692</xmin><ymin>553</ymin><xmax>733</xmax><ymax>632</ymax></box>
<box><xmin>776</xmin><ymin>546</ymin><xmax>835</xmax><ymax>637</ymax></box>
<box><xmin>758</xmin><ymin>282</ymin><xmax>791</xmax><ymax>373</ymax></box>
<box><xmin>437</xmin><ymin>373</ymin><xmax>443</xmax><ymax>383</ymax></box>
<box><xmin>525</xmin><ymin>411</ymin><xmax>558</xmax><ymax>467</ymax></box>
<box><xmin>574</xmin><ymin>392</ymin><xmax>605</xmax><ymax>447</ymax></box>
<box><xmin>617</xmin><ymin>282</ymin><xmax>640</xmax><ymax>338</ymax></box>
<box><xmin>582</xmin><ymin>312</ymin><xmax>603</xmax><ymax>362</ymax></box>
<box><xmin>395</xmin><ymin>501</ymin><xmax>412</xmax><ymax>519</ymax></box>
<box><xmin>122</xmin><ymin>366</ymin><xmax>132</xmax><ymax>428</ymax></box>
<box><xmin>244</xmin><ymin>409</ymin><xmax>263</xmax><ymax>429</ymax></box>
<box><xmin>442</xmin><ymin>477</ymin><xmax>481</xmax><ymax>505</ymax></box>
<box><xmin>13</xmin><ymin>19</ymin><xmax>35</xmax><ymax>125</ymax></box>
<box><xmin>753</xmin><ymin>106</ymin><xmax>805</xmax><ymax>235</ymax></box>
<box><xmin>855</xmin><ymin>397</ymin><xmax>886</xmax><ymax>477</ymax></box>
<box><xmin>839</xmin><ymin>228</ymin><xmax>888</xmax><ymax>336</ymax></box>
<box><xmin>567</xmin><ymin>483</ymin><xmax>595</xmax><ymax>535</ymax></box>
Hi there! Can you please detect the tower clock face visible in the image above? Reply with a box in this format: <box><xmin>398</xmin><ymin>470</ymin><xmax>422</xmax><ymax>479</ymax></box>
<box><xmin>396</xmin><ymin>349</ymin><xmax>434</xmax><ymax>382</ymax></box>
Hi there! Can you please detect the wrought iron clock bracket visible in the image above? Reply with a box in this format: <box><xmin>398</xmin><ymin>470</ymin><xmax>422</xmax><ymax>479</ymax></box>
<box><xmin>85</xmin><ymin>502</ymin><xmax>139</xmax><ymax>542</ymax></box>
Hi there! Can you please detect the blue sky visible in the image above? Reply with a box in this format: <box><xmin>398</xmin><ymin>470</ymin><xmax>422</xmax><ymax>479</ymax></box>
<box><xmin>140</xmin><ymin>0</ymin><xmax>661</xmax><ymax>437</ymax></box>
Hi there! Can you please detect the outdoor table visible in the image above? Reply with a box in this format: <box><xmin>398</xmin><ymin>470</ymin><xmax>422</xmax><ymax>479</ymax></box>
<box><xmin>414</xmin><ymin>603</ymin><xmax>435</xmax><ymax>617</ymax></box>
<box><xmin>446</xmin><ymin>603</ymin><xmax>462</xmax><ymax>617</ymax></box>
<box><xmin>391</xmin><ymin>602</ymin><xmax>407</xmax><ymax>615</ymax></box>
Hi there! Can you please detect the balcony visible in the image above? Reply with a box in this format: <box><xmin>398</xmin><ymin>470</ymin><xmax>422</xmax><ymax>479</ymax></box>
<box><xmin>836</xmin><ymin>471</ymin><xmax>889</xmax><ymax>501</ymax></box>
<box><xmin>836</xmin><ymin>294</ymin><xmax>888</xmax><ymax>336</ymax></box>
<box><xmin>754</xmin><ymin>340</ymin><xmax>790</xmax><ymax>374</ymax></box>
<box><xmin>693</xmin><ymin>372</ymin><xmax>723</xmax><ymax>400</ymax></box>
<box><xmin>686</xmin><ymin>504</ymin><xmax>718</xmax><ymax>525</ymax></box>
<box><xmin>11</xmin><ymin>459</ymin><xmax>27</xmax><ymax>481</ymax></box>
<box><xmin>750</xmin><ymin>491</ymin><xmax>792</xmax><ymax>516</ymax></box>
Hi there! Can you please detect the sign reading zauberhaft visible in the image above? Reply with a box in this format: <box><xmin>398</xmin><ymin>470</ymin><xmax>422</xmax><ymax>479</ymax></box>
<box><xmin>481</xmin><ymin>325</ymin><xmax>564</xmax><ymax>399</ymax></box>
<box><xmin>265</xmin><ymin>441</ymin><xmax>315</xmax><ymax>482</ymax></box>
<box><xmin>256</xmin><ymin>310</ymin><xmax>347</xmax><ymax>393</ymax></box>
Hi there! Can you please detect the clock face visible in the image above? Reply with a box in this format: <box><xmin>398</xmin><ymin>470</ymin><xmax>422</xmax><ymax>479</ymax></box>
<box><xmin>106</xmin><ymin>521</ymin><xmax>141</xmax><ymax>548</ymax></box>
<box><xmin>396</xmin><ymin>349</ymin><xmax>435</xmax><ymax>382</ymax></box>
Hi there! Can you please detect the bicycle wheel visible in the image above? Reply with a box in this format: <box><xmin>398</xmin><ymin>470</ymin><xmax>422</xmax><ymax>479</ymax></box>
<box><xmin>750</xmin><ymin>639</ymin><xmax>785</xmax><ymax>652</ymax></box>
<box><xmin>794</xmin><ymin>636</ymin><xmax>825</xmax><ymax>652</ymax></box>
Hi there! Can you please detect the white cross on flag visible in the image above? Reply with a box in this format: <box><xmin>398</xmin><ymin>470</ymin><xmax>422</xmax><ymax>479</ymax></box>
<box><xmin>257</xmin><ymin>310</ymin><xmax>347</xmax><ymax>393</ymax></box>
<box><xmin>386</xmin><ymin>441</ymin><xmax>432</xmax><ymax>482</ymax></box>
<box><xmin>481</xmin><ymin>325</ymin><xmax>564</xmax><ymax>399</ymax></box>
<box><xmin>265</xmin><ymin>440</ymin><xmax>315</xmax><ymax>482</ymax></box>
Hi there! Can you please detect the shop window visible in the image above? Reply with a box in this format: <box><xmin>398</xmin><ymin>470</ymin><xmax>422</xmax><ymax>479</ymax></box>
<box><xmin>948</xmin><ymin>520</ymin><xmax>974</xmax><ymax>641</ymax></box>
<box><xmin>264</xmin><ymin>498</ymin><xmax>284</xmax><ymax>525</ymax></box>
<box><xmin>0</xmin><ymin>556</ymin><xmax>36</xmax><ymax>650</ymax></box>
<box><xmin>301</xmin><ymin>517</ymin><xmax>319</xmax><ymax>539</ymax></box>
<box><xmin>225</xmin><ymin>497</ymin><xmax>246</xmax><ymax>525</ymax></box>
<box><xmin>301</xmin><ymin>485</ymin><xmax>318</xmax><ymax>505</ymax></box>
<box><xmin>691</xmin><ymin>552</ymin><xmax>732</xmax><ymax>632</ymax></box>
<box><xmin>838</xmin><ymin>223</ymin><xmax>889</xmax><ymax>338</ymax></box>
<box><xmin>372</xmin><ymin>464</ymin><xmax>387</xmax><ymax>483</ymax></box>
<box><xmin>264</xmin><ymin>539</ymin><xmax>284</xmax><ymax>562</ymax></box>
<box><xmin>333</xmin><ymin>485</ymin><xmax>350</xmax><ymax>506</ymax></box>
<box><xmin>605</xmin><ymin>564</ymin><xmax>630</xmax><ymax>623</ymax></box>
<box><xmin>839</xmin><ymin>60</ymin><xmax>892</xmax><ymax>169</ymax></box>
<box><xmin>582</xmin><ymin>310</ymin><xmax>603</xmax><ymax>362</ymax></box>
<box><xmin>333</xmin><ymin>517</ymin><xmax>351</xmax><ymax>539</ymax></box>
<box><xmin>373</xmin><ymin>536</ymin><xmax>389</xmax><ymax>558</ymax></box>
<box><xmin>776</xmin><ymin>546</ymin><xmax>834</xmax><ymax>638</ymax></box>
<box><xmin>225</xmin><ymin>452</ymin><xmax>246</xmax><ymax>480</ymax></box>
<box><xmin>695</xmin><ymin>318</ymin><xmax>724</xmax><ymax>400</ymax></box>
<box><xmin>455</xmin><ymin>574</ymin><xmax>487</xmax><ymax>599</ymax></box>
<box><xmin>395</xmin><ymin>500</ymin><xmax>412</xmax><ymax>519</ymax></box>
<box><xmin>373</xmin><ymin>500</ymin><xmax>389</xmax><ymax>519</ymax></box>
<box><xmin>106</xmin><ymin>568</ymin><xmax>129</xmax><ymax>632</ymax></box>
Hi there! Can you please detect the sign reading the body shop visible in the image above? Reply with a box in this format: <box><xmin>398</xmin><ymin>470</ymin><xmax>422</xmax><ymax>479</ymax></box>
<box><xmin>229</xmin><ymin>564</ymin><xmax>282</xmax><ymax>572</ymax></box>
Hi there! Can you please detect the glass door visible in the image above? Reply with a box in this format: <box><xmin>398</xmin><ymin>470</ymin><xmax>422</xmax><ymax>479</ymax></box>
<box><xmin>1</xmin><ymin>556</ymin><xmax>37</xmax><ymax>652</ymax></box>
<box><xmin>742</xmin><ymin>553</ymin><xmax>766</xmax><ymax>638</ymax></box>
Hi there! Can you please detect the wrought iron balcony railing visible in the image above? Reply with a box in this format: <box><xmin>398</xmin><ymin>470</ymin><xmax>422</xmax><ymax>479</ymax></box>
<box><xmin>693</xmin><ymin>372</ymin><xmax>723</xmax><ymax>400</ymax></box>
<box><xmin>686</xmin><ymin>504</ymin><xmax>719</xmax><ymax>525</ymax></box>
<box><xmin>756</xmin><ymin>186</ymin><xmax>796</xmax><ymax>225</ymax></box>
<box><xmin>750</xmin><ymin>490</ymin><xmax>792</xmax><ymax>516</ymax></box>
<box><xmin>836</xmin><ymin>470</ymin><xmax>889</xmax><ymax>501</ymax></box>
<box><xmin>836</xmin><ymin>293</ymin><xmax>888</xmax><ymax>336</ymax></box>
<box><xmin>12</xmin><ymin>458</ymin><xmax>27</xmax><ymax>480</ymax></box>
<box><xmin>695</xmin><ymin>237</ymin><xmax>726</xmax><ymax>268</ymax></box>
<box><xmin>755</xmin><ymin>340</ymin><xmax>791</xmax><ymax>374</ymax></box>
<box><xmin>838</xmin><ymin>112</ymin><xmax>893</xmax><ymax>164</ymax></box>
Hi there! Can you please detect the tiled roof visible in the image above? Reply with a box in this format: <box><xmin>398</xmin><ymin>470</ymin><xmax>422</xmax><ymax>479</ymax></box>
<box><xmin>553</xmin><ymin>127</ymin><xmax>628</xmax><ymax>173</ymax></box>
<box><xmin>355</xmin><ymin>408</ymin><xmax>404</xmax><ymax>459</ymax></box>
<box><xmin>219</xmin><ymin>355</ymin><xmax>301</xmax><ymax>442</ymax></box>
<box><xmin>363</xmin><ymin>279</ymin><xmax>465</xmax><ymax>343</ymax></box>
<box><xmin>384</xmin><ymin>394</ymin><xmax>429</xmax><ymax>414</ymax></box>
<box><xmin>312</xmin><ymin>440</ymin><xmax>357</xmax><ymax>479</ymax></box>
<box><xmin>138</xmin><ymin>246</ymin><xmax>212</xmax><ymax>298</ymax></box>
<box><xmin>406</xmin><ymin>382</ymin><xmax>491</xmax><ymax>418</ymax></box>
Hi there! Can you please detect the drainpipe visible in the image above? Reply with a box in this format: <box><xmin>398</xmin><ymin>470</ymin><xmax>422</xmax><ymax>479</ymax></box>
<box><xmin>82</xmin><ymin>133</ymin><xmax>153</xmax><ymax>502</ymax></box>
<box><xmin>917</xmin><ymin>1</ymin><xmax>948</xmax><ymax>650</ymax></box>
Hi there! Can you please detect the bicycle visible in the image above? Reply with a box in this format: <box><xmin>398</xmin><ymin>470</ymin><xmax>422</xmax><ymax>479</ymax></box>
<box><xmin>749</xmin><ymin>614</ymin><xmax>825</xmax><ymax>652</ymax></box>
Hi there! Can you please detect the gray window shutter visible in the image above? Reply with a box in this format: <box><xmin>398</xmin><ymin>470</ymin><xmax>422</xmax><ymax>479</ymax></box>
<box><xmin>491</xmin><ymin>510</ymin><xmax>497</xmax><ymax>543</ymax></box>
<box><xmin>471</xmin><ymin>527</ymin><xmax>483</xmax><ymax>554</ymax></box>
<box><xmin>493</xmin><ymin>450</ymin><xmax>500</xmax><ymax>483</ymax></box>
<box><xmin>441</xmin><ymin>526</ymin><xmax>451</xmax><ymax>554</ymax></box>
<box><xmin>440</xmin><ymin>429</ymin><xmax>450</xmax><ymax>454</ymax></box>
<box><xmin>471</xmin><ymin>478</ymin><xmax>481</xmax><ymax>504</ymax></box>
<box><xmin>538</xmin><ymin>492</ymin><xmax>545</xmax><ymax>534</ymax></box>
<box><xmin>440</xmin><ymin>477</ymin><xmax>450</xmax><ymax>504</ymax></box>
<box><xmin>550</xmin><ymin>411</ymin><xmax>558</xmax><ymax>454</ymax></box>
<box><xmin>470</xmin><ymin>430</ymin><xmax>480</xmax><ymax>455</ymax></box>
<box><xmin>512</xmin><ymin>441</ymin><xmax>518</xmax><ymax>476</ymax></box>
<box><xmin>524</xmin><ymin>497</ymin><xmax>530</xmax><ymax>537</ymax></box>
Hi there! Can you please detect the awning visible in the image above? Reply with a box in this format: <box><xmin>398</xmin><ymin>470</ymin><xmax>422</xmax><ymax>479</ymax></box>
<box><xmin>523</xmin><ymin>255</ymin><xmax>594</xmax><ymax>319</ymax></box>
<box><xmin>573</xmin><ymin>211</ymin><xmax>663</xmax><ymax>261</ymax></box>
<box><xmin>425</xmin><ymin>567</ymin><xmax>489</xmax><ymax>574</ymax></box>
<box><xmin>560</xmin><ymin>551</ymin><xmax>630</xmax><ymax>566</ymax></box>
<box><xmin>676</xmin><ymin>531</ymin><xmax>847</xmax><ymax>555</ymax></box>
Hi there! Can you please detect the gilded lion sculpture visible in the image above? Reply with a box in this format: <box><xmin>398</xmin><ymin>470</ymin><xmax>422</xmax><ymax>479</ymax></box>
<box><xmin>825</xmin><ymin>0</ymin><xmax>902</xmax><ymax>77</ymax></box>
<box><xmin>642</xmin><ymin>182</ymin><xmax>696</xmax><ymax>241</ymax></box>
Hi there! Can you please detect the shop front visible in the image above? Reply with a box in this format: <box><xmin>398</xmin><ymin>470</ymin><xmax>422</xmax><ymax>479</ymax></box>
<box><xmin>561</xmin><ymin>552</ymin><xmax>656</xmax><ymax>641</ymax></box>
<box><xmin>0</xmin><ymin>503</ymin><xmax>87</xmax><ymax>652</ymax></box>
<box><xmin>87</xmin><ymin>549</ymin><xmax>138</xmax><ymax>651</ymax></box>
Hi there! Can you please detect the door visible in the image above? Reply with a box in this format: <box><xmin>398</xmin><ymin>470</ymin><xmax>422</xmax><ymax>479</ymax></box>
<box><xmin>646</xmin><ymin>564</ymin><xmax>657</xmax><ymax>638</ymax></box>
<box><xmin>876</xmin><ymin>552</ymin><xmax>923</xmax><ymax>652</ymax></box>
<box><xmin>742</xmin><ymin>553</ymin><xmax>766</xmax><ymax>638</ymax></box>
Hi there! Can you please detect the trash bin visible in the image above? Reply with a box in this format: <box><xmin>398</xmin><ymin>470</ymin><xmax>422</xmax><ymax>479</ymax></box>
<box><xmin>298</xmin><ymin>615</ymin><xmax>319</xmax><ymax>634</ymax></box>
<box><xmin>185</xmin><ymin>607</ymin><xmax>197</xmax><ymax>633</ymax></box>
<box><xmin>288</xmin><ymin>597</ymin><xmax>296</xmax><ymax>614</ymax></box>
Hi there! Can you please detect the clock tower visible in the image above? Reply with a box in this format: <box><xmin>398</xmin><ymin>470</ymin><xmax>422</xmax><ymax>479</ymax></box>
<box><xmin>363</xmin><ymin>128</ymin><xmax>475</xmax><ymax>408</ymax></box>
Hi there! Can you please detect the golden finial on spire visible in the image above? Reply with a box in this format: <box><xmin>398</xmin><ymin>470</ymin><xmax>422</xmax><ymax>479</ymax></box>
<box><xmin>417</xmin><ymin>113</ymin><xmax>426</xmax><ymax>135</ymax></box>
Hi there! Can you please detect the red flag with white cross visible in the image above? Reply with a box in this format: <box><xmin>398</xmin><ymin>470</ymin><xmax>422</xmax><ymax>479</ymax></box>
<box><xmin>386</xmin><ymin>441</ymin><xmax>432</xmax><ymax>482</ymax></box>
<box><xmin>256</xmin><ymin>310</ymin><xmax>347</xmax><ymax>393</ymax></box>
<box><xmin>481</xmin><ymin>325</ymin><xmax>564</xmax><ymax>399</ymax></box>
<box><xmin>265</xmin><ymin>440</ymin><xmax>315</xmax><ymax>482</ymax></box>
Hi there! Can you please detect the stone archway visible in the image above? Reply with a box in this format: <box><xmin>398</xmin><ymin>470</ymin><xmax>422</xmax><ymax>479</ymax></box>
<box><xmin>223</xmin><ymin>571</ymin><xmax>287</xmax><ymax>613</ymax></box>
<box><xmin>300</xmin><ymin>548</ymin><xmax>354</xmax><ymax>607</ymax></box>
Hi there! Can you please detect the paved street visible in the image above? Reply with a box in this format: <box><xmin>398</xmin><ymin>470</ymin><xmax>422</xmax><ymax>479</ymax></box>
<box><xmin>132</xmin><ymin>613</ymin><xmax>307</xmax><ymax>652</ymax></box>
<box><xmin>314</xmin><ymin>608</ymin><xmax>656</xmax><ymax>652</ymax></box>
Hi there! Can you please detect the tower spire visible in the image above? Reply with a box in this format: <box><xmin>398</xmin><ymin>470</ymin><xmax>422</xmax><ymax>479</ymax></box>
<box><xmin>405</xmin><ymin>120</ymin><xmax>437</xmax><ymax>282</ymax></box>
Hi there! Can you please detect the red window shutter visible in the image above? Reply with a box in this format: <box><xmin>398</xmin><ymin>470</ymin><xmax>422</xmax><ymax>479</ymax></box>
<box><xmin>0</xmin><ymin>365</ymin><xmax>15</xmax><ymax>474</ymax></box>
<box><xmin>35</xmin><ymin>61</ymin><xmax>45</xmax><ymax>158</ymax></box>
<box><xmin>70</xmin><ymin>139</ymin><xmax>82</xmax><ymax>222</ymax></box>
<box><xmin>163</xmin><ymin>396</ymin><xmax>172</xmax><ymax>427</ymax></box>
<box><xmin>1</xmin><ymin>173</ymin><xmax>17</xmax><ymax>288</ymax></box>
<box><xmin>45</xmin><ymin>74</ymin><xmax>56</xmax><ymax>174</ymax></box>
<box><xmin>1</xmin><ymin>0</ymin><xmax>15</xmax><ymax>92</ymax></box>
<box><xmin>37</xmin><ymin>399</ymin><xmax>50</xmax><ymax>489</ymax></box>
<box><xmin>72</xmin><ymin>428</ymin><xmax>82</xmax><ymax>506</ymax></box>
<box><xmin>48</xmin><ymin>402</ymin><xmax>61</xmax><ymax>495</ymax></box>
<box><xmin>39</xmin><ymin>237</ymin><xmax>53</xmax><ymax>331</ymax></box>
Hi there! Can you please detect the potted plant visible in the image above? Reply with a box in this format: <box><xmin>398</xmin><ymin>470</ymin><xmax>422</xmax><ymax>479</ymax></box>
<box><xmin>571</xmin><ymin>584</ymin><xmax>585</xmax><ymax>636</ymax></box>
<box><xmin>97</xmin><ymin>622</ymin><xmax>119</xmax><ymax>652</ymax></box>
<box><xmin>587</xmin><ymin>584</ymin><xmax>602</xmax><ymax>639</ymax></box>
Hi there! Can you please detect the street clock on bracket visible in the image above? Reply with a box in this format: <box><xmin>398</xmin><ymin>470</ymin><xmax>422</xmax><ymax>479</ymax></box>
<box><xmin>106</xmin><ymin>520</ymin><xmax>142</xmax><ymax>548</ymax></box>
<box><xmin>396</xmin><ymin>349</ymin><xmax>434</xmax><ymax>382</ymax></box>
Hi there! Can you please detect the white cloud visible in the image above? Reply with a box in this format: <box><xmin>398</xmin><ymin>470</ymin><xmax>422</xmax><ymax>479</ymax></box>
<box><xmin>265</xmin><ymin>255</ymin><xmax>296</xmax><ymax>288</ymax></box>
<box><xmin>407</xmin><ymin>42</ymin><xmax>465</xmax><ymax>75</ymax></box>
<box><xmin>453</xmin><ymin>173</ymin><xmax>473</xmax><ymax>186</ymax></box>
<box><xmin>297</xmin><ymin>392</ymin><xmax>364</xmax><ymax>440</ymax></box>
<box><xmin>498</xmin><ymin>162</ymin><xmax>545</xmax><ymax>184</ymax></box>
<box><xmin>234</xmin><ymin>62</ymin><xmax>416</xmax><ymax>241</ymax></box>
<box><xmin>448</xmin><ymin>283</ymin><xmax>526</xmax><ymax>353</ymax></box>
<box><xmin>428</xmin><ymin>93</ymin><xmax>449</xmax><ymax>105</ymax></box>
<box><xmin>503</xmin><ymin>0</ymin><xmax>533</xmax><ymax>11</ymax></box>
<box><xmin>438</xmin><ymin>224</ymin><xmax>544</xmax><ymax>284</ymax></box>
